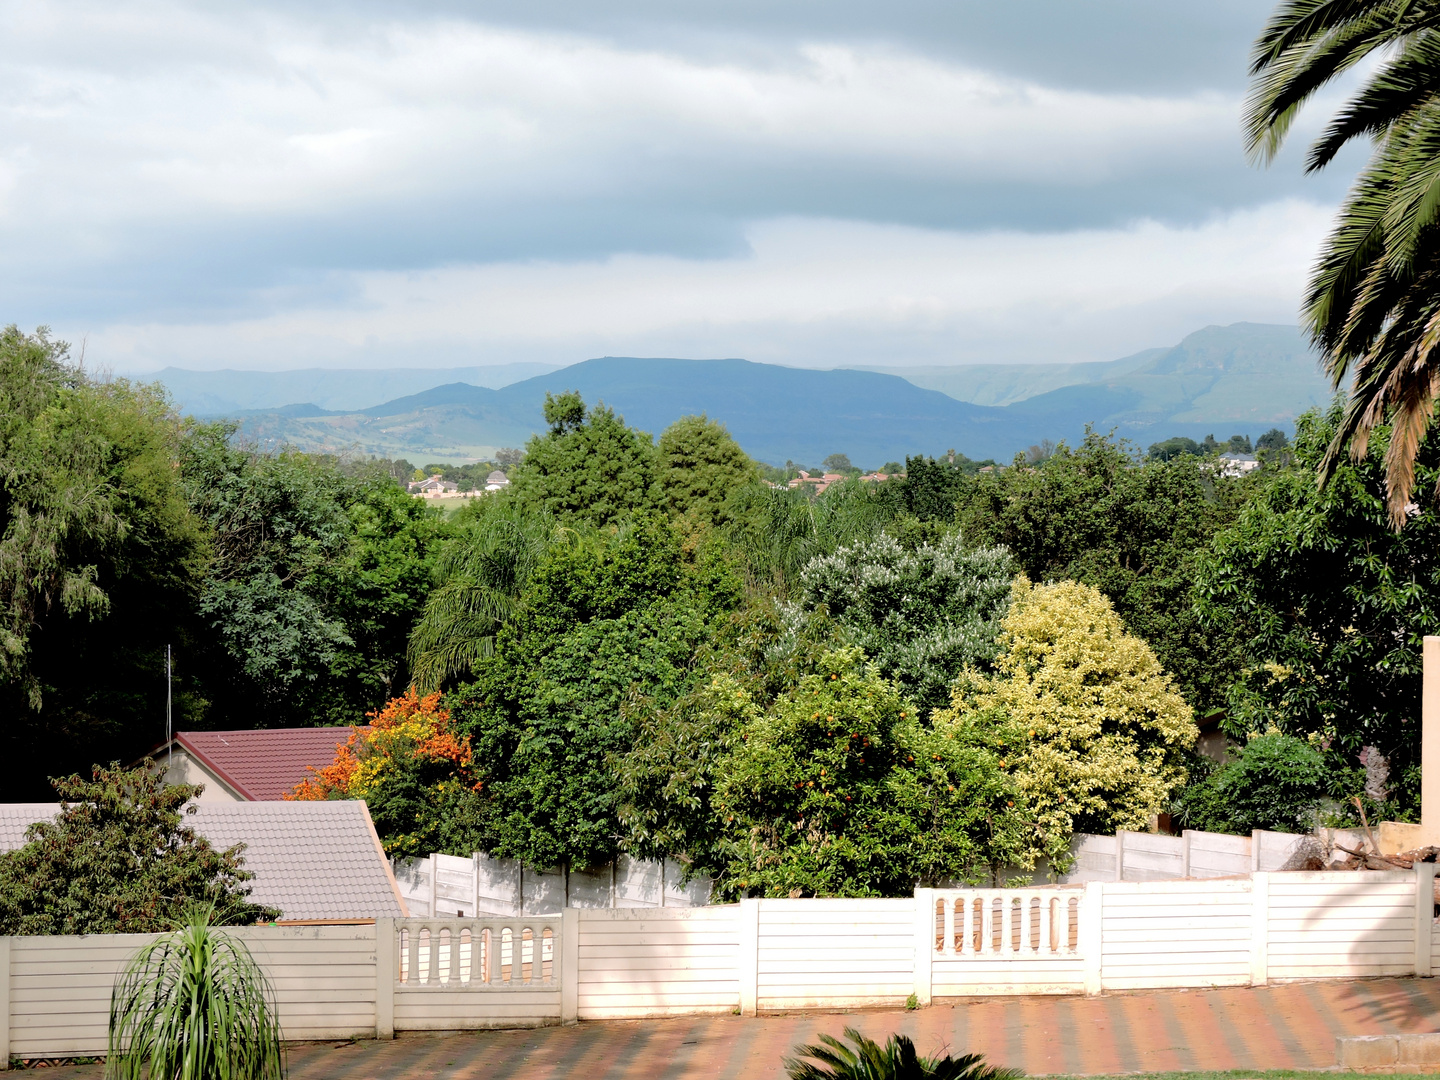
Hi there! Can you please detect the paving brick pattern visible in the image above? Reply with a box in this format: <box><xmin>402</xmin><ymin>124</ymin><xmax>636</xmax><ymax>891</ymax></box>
<box><xmin>38</xmin><ymin>977</ymin><xmax>1440</xmax><ymax>1079</ymax></box>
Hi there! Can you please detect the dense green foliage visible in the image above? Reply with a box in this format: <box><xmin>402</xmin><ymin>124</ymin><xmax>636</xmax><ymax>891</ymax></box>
<box><xmin>1174</xmin><ymin>732</ymin><xmax>1327</xmax><ymax>835</ymax></box>
<box><xmin>12</xmin><ymin>324</ymin><xmax>1440</xmax><ymax>885</ymax></box>
<box><xmin>710</xmin><ymin>650</ymin><xmax>1034</xmax><ymax>896</ymax></box>
<box><xmin>108</xmin><ymin>907</ymin><xmax>285</xmax><ymax>1080</ymax></box>
<box><xmin>505</xmin><ymin>392</ymin><xmax>658</xmax><ymax>528</ymax></box>
<box><xmin>450</xmin><ymin>515</ymin><xmax>743</xmax><ymax>867</ymax></box>
<box><xmin>952</xmin><ymin>433</ymin><xmax>1247</xmax><ymax>716</ymax></box>
<box><xmin>1194</xmin><ymin>406</ymin><xmax>1440</xmax><ymax>816</ymax></box>
<box><xmin>0</xmin><ymin>764</ymin><xmax>277</xmax><ymax>935</ymax></box>
<box><xmin>655</xmin><ymin>414</ymin><xmax>758</xmax><ymax>526</ymax></box>
<box><xmin>796</xmin><ymin>530</ymin><xmax>1014</xmax><ymax>707</ymax></box>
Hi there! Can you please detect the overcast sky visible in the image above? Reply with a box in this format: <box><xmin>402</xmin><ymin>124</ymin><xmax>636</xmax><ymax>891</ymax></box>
<box><xmin>2</xmin><ymin>0</ymin><xmax>1360</xmax><ymax>371</ymax></box>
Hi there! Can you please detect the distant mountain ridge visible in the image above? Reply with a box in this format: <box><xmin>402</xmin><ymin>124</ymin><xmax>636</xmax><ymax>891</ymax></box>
<box><xmin>188</xmin><ymin>323</ymin><xmax>1337</xmax><ymax>467</ymax></box>
<box><xmin>156</xmin><ymin>362</ymin><xmax>560</xmax><ymax>416</ymax></box>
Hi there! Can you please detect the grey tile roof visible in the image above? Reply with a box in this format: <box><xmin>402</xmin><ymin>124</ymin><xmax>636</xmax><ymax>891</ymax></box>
<box><xmin>0</xmin><ymin>799</ymin><xmax>406</xmax><ymax>922</ymax></box>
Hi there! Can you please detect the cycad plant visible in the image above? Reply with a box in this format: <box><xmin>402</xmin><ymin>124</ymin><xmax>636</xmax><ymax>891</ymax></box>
<box><xmin>785</xmin><ymin>1027</ymin><xmax>1023</xmax><ymax>1080</ymax></box>
<box><xmin>1246</xmin><ymin>0</ymin><xmax>1440</xmax><ymax>525</ymax></box>
<box><xmin>107</xmin><ymin>906</ymin><xmax>284</xmax><ymax>1080</ymax></box>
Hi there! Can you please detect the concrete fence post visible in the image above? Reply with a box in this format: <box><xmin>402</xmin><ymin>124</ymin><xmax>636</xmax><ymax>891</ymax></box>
<box><xmin>1250</xmin><ymin>872</ymin><xmax>1269</xmax><ymax>986</ymax></box>
<box><xmin>1250</xmin><ymin>830</ymin><xmax>1262</xmax><ymax>873</ymax></box>
<box><xmin>739</xmin><ymin>898</ymin><xmax>760</xmax><ymax>1016</ymax></box>
<box><xmin>1417</xmin><ymin>862</ymin><xmax>1436</xmax><ymax>977</ymax></box>
<box><xmin>1081</xmin><ymin>882</ymin><xmax>1103</xmax><ymax>995</ymax></box>
<box><xmin>561</xmin><ymin>909</ymin><xmax>579</xmax><ymax>1024</ymax></box>
<box><xmin>0</xmin><ymin>937</ymin><xmax>10</xmax><ymax>1068</ymax></box>
<box><xmin>1180</xmin><ymin>831</ymin><xmax>1192</xmax><ymax>879</ymax></box>
<box><xmin>1114</xmin><ymin>833</ymin><xmax>1125</xmax><ymax>882</ymax></box>
<box><xmin>428</xmin><ymin>854</ymin><xmax>437</xmax><ymax>918</ymax></box>
<box><xmin>374</xmin><ymin>919</ymin><xmax>394</xmax><ymax>1040</ymax></box>
<box><xmin>913</xmin><ymin>888</ymin><xmax>934</xmax><ymax>1007</ymax></box>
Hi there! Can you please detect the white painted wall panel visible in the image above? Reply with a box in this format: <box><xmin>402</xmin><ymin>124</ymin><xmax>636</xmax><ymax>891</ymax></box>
<box><xmin>1100</xmin><ymin>881</ymin><xmax>1252</xmax><ymax>990</ymax></box>
<box><xmin>1267</xmin><ymin>873</ymin><xmax>1415</xmax><ymax>979</ymax></box>
<box><xmin>1119</xmin><ymin>832</ymin><xmax>1183</xmax><ymax>881</ymax></box>
<box><xmin>1186</xmin><ymin>832</ymin><xmax>1252</xmax><ymax>878</ymax></box>
<box><xmin>755</xmin><ymin>899</ymin><xmax>913</xmax><ymax>1010</ymax></box>
<box><xmin>577</xmin><ymin>907</ymin><xmax>740</xmax><ymax>1019</ymax></box>
<box><xmin>10</xmin><ymin>925</ymin><xmax>381</xmax><ymax>1057</ymax></box>
<box><xmin>931</xmin><ymin>957</ymin><xmax>1084</xmax><ymax>996</ymax></box>
<box><xmin>1065</xmin><ymin>834</ymin><xmax>1116</xmax><ymax>883</ymax></box>
<box><xmin>392</xmin><ymin>988</ymin><xmax>561</xmax><ymax>1028</ymax></box>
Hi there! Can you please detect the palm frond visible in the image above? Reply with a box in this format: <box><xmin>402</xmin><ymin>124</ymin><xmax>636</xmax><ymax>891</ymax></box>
<box><xmin>784</xmin><ymin>1027</ymin><xmax>1024</xmax><ymax>1080</ymax></box>
<box><xmin>406</xmin><ymin>505</ymin><xmax>560</xmax><ymax>691</ymax></box>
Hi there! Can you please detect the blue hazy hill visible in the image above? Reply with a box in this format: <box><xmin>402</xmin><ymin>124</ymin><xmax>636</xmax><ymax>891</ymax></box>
<box><xmin>195</xmin><ymin>323</ymin><xmax>1335</xmax><ymax>466</ymax></box>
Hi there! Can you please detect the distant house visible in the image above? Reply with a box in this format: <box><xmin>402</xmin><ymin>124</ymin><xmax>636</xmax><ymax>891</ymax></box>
<box><xmin>0</xmin><ymin>800</ymin><xmax>407</xmax><ymax>921</ymax></box>
<box><xmin>858</xmin><ymin>472</ymin><xmax>895</xmax><ymax>483</ymax></box>
<box><xmin>1218</xmin><ymin>452</ymin><xmax>1260</xmax><ymax>478</ymax></box>
<box><xmin>787</xmin><ymin>471</ymin><xmax>847</xmax><ymax>495</ymax></box>
<box><xmin>408</xmin><ymin>474</ymin><xmax>459</xmax><ymax>497</ymax></box>
<box><xmin>484</xmin><ymin>469</ymin><xmax>510</xmax><ymax>492</ymax></box>
<box><xmin>148</xmin><ymin>728</ymin><xmax>360</xmax><ymax>802</ymax></box>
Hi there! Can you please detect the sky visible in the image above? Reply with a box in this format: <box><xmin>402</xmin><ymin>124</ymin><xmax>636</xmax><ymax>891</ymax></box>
<box><xmin>1</xmin><ymin>0</ymin><xmax>1363</xmax><ymax>372</ymax></box>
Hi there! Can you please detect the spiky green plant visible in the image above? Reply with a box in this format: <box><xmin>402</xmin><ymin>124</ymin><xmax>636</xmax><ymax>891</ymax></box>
<box><xmin>106</xmin><ymin>906</ymin><xmax>284</xmax><ymax>1080</ymax></box>
<box><xmin>785</xmin><ymin>1027</ymin><xmax>1023</xmax><ymax>1080</ymax></box>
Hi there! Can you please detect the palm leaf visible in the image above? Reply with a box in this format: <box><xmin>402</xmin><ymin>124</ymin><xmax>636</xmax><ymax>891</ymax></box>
<box><xmin>784</xmin><ymin>1026</ymin><xmax>1023</xmax><ymax>1080</ymax></box>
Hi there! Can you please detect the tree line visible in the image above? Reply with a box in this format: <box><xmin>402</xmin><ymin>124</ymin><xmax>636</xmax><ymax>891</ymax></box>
<box><xmin>5</xmin><ymin>325</ymin><xmax>1435</xmax><ymax>894</ymax></box>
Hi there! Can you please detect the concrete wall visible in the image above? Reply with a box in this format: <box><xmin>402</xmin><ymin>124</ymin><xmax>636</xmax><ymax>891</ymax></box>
<box><xmin>6</xmin><ymin>868</ymin><xmax>1438</xmax><ymax>1063</ymax></box>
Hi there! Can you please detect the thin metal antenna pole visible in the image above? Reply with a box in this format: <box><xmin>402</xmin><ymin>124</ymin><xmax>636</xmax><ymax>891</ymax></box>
<box><xmin>166</xmin><ymin>644</ymin><xmax>172</xmax><ymax>771</ymax></box>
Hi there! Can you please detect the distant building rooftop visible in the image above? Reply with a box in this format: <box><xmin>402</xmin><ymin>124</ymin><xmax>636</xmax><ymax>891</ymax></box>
<box><xmin>0</xmin><ymin>800</ymin><xmax>407</xmax><ymax>921</ymax></box>
<box><xmin>148</xmin><ymin>728</ymin><xmax>359</xmax><ymax>802</ymax></box>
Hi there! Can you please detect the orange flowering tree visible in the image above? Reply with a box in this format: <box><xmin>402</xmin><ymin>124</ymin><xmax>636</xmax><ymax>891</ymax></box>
<box><xmin>289</xmin><ymin>688</ymin><xmax>485</xmax><ymax>858</ymax></box>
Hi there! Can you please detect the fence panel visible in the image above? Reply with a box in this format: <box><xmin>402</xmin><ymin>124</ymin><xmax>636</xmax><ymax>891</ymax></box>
<box><xmin>9</xmin><ymin>925</ymin><xmax>380</xmax><ymax>1059</ymax></box>
<box><xmin>577</xmin><ymin>907</ymin><xmax>740</xmax><ymax>1018</ymax></box>
<box><xmin>1101</xmin><ymin>880</ymin><xmax>1252</xmax><ymax>990</ymax></box>
<box><xmin>1186</xmin><ymin>831</ymin><xmax>1251</xmax><ymax>878</ymax></box>
<box><xmin>756</xmin><ymin>899</ymin><xmax>914</xmax><ymax>1011</ymax></box>
<box><xmin>930</xmin><ymin>889</ymin><xmax>1085</xmax><ymax>996</ymax></box>
<box><xmin>1066</xmin><ymin>835</ymin><xmax>1117</xmax><ymax>882</ymax></box>
<box><xmin>1268</xmin><ymin>872</ymin><xmax>1415</xmax><ymax>980</ymax></box>
<box><xmin>392</xmin><ymin>916</ymin><xmax>562</xmax><ymax>1030</ymax></box>
<box><xmin>1119</xmin><ymin>833</ymin><xmax>1184</xmax><ymax>881</ymax></box>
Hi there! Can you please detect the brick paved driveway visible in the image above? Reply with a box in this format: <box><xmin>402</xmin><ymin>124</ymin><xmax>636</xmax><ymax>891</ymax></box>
<box><xmin>42</xmin><ymin>977</ymin><xmax>1440</xmax><ymax>1079</ymax></box>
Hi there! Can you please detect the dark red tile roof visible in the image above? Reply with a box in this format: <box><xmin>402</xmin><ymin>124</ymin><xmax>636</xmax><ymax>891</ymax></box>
<box><xmin>173</xmin><ymin>728</ymin><xmax>359</xmax><ymax>801</ymax></box>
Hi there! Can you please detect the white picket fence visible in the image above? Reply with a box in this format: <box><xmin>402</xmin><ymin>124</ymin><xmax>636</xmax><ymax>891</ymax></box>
<box><xmin>0</xmin><ymin>868</ymin><xmax>1432</xmax><ymax>1064</ymax></box>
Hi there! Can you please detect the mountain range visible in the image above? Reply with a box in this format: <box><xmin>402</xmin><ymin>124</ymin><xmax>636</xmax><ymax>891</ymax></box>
<box><xmin>157</xmin><ymin>322</ymin><xmax>1337</xmax><ymax>467</ymax></box>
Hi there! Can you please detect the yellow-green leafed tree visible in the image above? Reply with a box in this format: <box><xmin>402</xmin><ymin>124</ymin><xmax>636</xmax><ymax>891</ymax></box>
<box><xmin>934</xmin><ymin>576</ymin><xmax>1197</xmax><ymax>839</ymax></box>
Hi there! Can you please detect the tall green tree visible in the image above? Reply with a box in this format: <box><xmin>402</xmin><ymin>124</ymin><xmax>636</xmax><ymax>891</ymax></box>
<box><xmin>654</xmin><ymin>414</ymin><xmax>758</xmax><ymax>526</ymax></box>
<box><xmin>1246</xmin><ymin>0</ymin><xmax>1440</xmax><ymax>524</ymax></box>
<box><xmin>1193</xmin><ymin>404</ymin><xmax>1440</xmax><ymax>815</ymax></box>
<box><xmin>182</xmin><ymin>428</ymin><xmax>447</xmax><ymax>727</ymax></box>
<box><xmin>451</xmin><ymin>514</ymin><xmax>742</xmax><ymax>868</ymax></box>
<box><xmin>505</xmin><ymin>392</ymin><xmax>657</xmax><ymax>528</ymax></box>
<box><xmin>407</xmin><ymin>502</ymin><xmax>558</xmax><ymax>693</ymax></box>
<box><xmin>0</xmin><ymin>327</ymin><xmax>207</xmax><ymax>792</ymax></box>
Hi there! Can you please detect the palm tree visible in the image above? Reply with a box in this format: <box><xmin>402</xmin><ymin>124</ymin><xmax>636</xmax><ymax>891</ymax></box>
<box><xmin>107</xmin><ymin>905</ymin><xmax>284</xmax><ymax>1080</ymax></box>
<box><xmin>785</xmin><ymin>1027</ymin><xmax>1023</xmax><ymax>1080</ymax></box>
<box><xmin>406</xmin><ymin>505</ymin><xmax>561</xmax><ymax>691</ymax></box>
<box><xmin>1246</xmin><ymin>0</ymin><xmax>1440</xmax><ymax>525</ymax></box>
